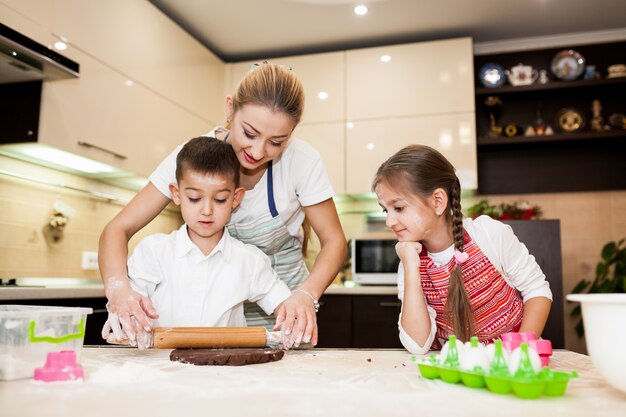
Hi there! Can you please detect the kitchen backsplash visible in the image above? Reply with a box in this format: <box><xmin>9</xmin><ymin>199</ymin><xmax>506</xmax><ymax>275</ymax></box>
<box><xmin>0</xmin><ymin>155</ymin><xmax>182</xmax><ymax>279</ymax></box>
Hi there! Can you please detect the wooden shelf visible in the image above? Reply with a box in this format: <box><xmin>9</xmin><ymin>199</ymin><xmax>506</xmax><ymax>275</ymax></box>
<box><xmin>475</xmin><ymin>76</ymin><xmax>626</xmax><ymax>96</ymax></box>
<box><xmin>478</xmin><ymin>129</ymin><xmax>626</xmax><ymax>146</ymax></box>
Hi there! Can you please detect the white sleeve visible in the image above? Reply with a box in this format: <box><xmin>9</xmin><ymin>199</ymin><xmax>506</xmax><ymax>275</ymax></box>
<box><xmin>289</xmin><ymin>140</ymin><xmax>335</xmax><ymax>207</ymax></box>
<box><xmin>148</xmin><ymin>145</ymin><xmax>183</xmax><ymax>199</ymax></box>
<box><xmin>472</xmin><ymin>216</ymin><xmax>552</xmax><ymax>302</ymax></box>
<box><xmin>396</xmin><ymin>262</ymin><xmax>438</xmax><ymax>354</ymax></box>
<box><xmin>127</xmin><ymin>236</ymin><xmax>163</xmax><ymax>298</ymax></box>
<box><xmin>247</xmin><ymin>251</ymin><xmax>292</xmax><ymax>315</ymax></box>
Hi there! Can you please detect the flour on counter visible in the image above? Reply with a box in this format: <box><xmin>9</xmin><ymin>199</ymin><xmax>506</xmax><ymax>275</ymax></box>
<box><xmin>88</xmin><ymin>362</ymin><xmax>168</xmax><ymax>385</ymax></box>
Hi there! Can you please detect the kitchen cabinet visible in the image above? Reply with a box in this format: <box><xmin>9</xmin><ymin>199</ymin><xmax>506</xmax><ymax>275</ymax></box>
<box><xmin>51</xmin><ymin>0</ymin><xmax>225</xmax><ymax>124</ymax></box>
<box><xmin>37</xmin><ymin>43</ymin><xmax>209</xmax><ymax>176</ymax></box>
<box><xmin>346</xmin><ymin>37</ymin><xmax>475</xmax><ymax>120</ymax></box>
<box><xmin>316</xmin><ymin>294</ymin><xmax>403</xmax><ymax>348</ymax></box>
<box><xmin>0</xmin><ymin>0</ymin><xmax>55</xmax><ymax>46</ymax></box>
<box><xmin>0</xmin><ymin>297</ymin><xmax>108</xmax><ymax>345</ymax></box>
<box><xmin>345</xmin><ymin>113</ymin><xmax>477</xmax><ymax>194</ymax></box>
<box><xmin>474</xmin><ymin>40</ymin><xmax>626</xmax><ymax>194</ymax></box>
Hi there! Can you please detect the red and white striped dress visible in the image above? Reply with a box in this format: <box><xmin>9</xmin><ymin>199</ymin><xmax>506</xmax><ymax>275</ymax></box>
<box><xmin>419</xmin><ymin>231</ymin><xmax>523</xmax><ymax>349</ymax></box>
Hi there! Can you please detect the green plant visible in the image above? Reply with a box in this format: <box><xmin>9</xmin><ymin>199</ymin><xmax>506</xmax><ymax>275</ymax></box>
<box><xmin>570</xmin><ymin>239</ymin><xmax>626</xmax><ymax>337</ymax></box>
<box><xmin>465</xmin><ymin>199</ymin><xmax>542</xmax><ymax>220</ymax></box>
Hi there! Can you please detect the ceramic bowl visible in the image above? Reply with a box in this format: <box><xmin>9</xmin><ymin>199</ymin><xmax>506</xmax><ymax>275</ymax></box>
<box><xmin>566</xmin><ymin>293</ymin><xmax>626</xmax><ymax>394</ymax></box>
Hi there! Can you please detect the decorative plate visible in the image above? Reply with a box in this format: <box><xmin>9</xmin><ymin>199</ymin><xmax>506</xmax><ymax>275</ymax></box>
<box><xmin>556</xmin><ymin>108</ymin><xmax>585</xmax><ymax>132</ymax></box>
<box><xmin>551</xmin><ymin>50</ymin><xmax>585</xmax><ymax>81</ymax></box>
<box><xmin>479</xmin><ymin>63</ymin><xmax>507</xmax><ymax>88</ymax></box>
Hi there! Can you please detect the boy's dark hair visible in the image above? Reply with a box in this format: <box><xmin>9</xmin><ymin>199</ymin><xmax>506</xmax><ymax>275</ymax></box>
<box><xmin>175</xmin><ymin>137</ymin><xmax>240</xmax><ymax>187</ymax></box>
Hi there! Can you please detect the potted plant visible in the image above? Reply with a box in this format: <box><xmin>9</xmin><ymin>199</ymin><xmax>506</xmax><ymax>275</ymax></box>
<box><xmin>569</xmin><ymin>239</ymin><xmax>626</xmax><ymax>336</ymax></box>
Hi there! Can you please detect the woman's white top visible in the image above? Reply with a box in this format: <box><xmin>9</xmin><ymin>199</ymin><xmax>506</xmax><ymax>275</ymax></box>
<box><xmin>398</xmin><ymin>215</ymin><xmax>553</xmax><ymax>354</ymax></box>
<box><xmin>149</xmin><ymin>128</ymin><xmax>335</xmax><ymax>241</ymax></box>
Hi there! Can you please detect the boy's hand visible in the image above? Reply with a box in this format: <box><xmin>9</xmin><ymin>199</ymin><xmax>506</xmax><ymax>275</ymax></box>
<box><xmin>102</xmin><ymin>282</ymin><xmax>158</xmax><ymax>343</ymax></box>
<box><xmin>273</xmin><ymin>293</ymin><xmax>318</xmax><ymax>348</ymax></box>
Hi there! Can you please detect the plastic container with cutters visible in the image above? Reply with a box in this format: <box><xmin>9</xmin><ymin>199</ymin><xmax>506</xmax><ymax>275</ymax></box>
<box><xmin>0</xmin><ymin>305</ymin><xmax>92</xmax><ymax>380</ymax></box>
<box><xmin>413</xmin><ymin>335</ymin><xmax>577</xmax><ymax>399</ymax></box>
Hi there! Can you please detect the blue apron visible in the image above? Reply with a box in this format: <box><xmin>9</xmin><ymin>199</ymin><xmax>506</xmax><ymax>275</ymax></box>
<box><xmin>227</xmin><ymin>162</ymin><xmax>308</xmax><ymax>328</ymax></box>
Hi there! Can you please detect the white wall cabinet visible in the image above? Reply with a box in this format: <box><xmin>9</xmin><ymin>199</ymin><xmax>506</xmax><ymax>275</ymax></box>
<box><xmin>345</xmin><ymin>114</ymin><xmax>477</xmax><ymax>194</ymax></box>
<box><xmin>38</xmin><ymin>44</ymin><xmax>208</xmax><ymax>177</ymax></box>
<box><xmin>346</xmin><ymin>37</ymin><xmax>475</xmax><ymax>120</ymax></box>
<box><xmin>51</xmin><ymin>0</ymin><xmax>225</xmax><ymax>125</ymax></box>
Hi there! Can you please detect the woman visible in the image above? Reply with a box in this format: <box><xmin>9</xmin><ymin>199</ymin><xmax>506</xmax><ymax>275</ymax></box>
<box><xmin>99</xmin><ymin>63</ymin><xmax>346</xmax><ymax>348</ymax></box>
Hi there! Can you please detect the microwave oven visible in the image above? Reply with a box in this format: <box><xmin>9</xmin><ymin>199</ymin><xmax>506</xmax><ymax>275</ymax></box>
<box><xmin>351</xmin><ymin>238</ymin><xmax>400</xmax><ymax>285</ymax></box>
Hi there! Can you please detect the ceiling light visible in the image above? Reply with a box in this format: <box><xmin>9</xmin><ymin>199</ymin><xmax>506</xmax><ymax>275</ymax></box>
<box><xmin>346</xmin><ymin>122</ymin><xmax>355</xmax><ymax>129</ymax></box>
<box><xmin>366</xmin><ymin>143</ymin><xmax>375</xmax><ymax>150</ymax></box>
<box><xmin>53</xmin><ymin>41</ymin><xmax>67</xmax><ymax>51</ymax></box>
<box><xmin>125</xmin><ymin>79</ymin><xmax>134</xmax><ymax>87</ymax></box>
<box><xmin>380</xmin><ymin>55</ymin><xmax>391</xmax><ymax>63</ymax></box>
<box><xmin>354</xmin><ymin>5</ymin><xmax>368</xmax><ymax>15</ymax></box>
<box><xmin>318</xmin><ymin>91</ymin><xmax>329</xmax><ymax>100</ymax></box>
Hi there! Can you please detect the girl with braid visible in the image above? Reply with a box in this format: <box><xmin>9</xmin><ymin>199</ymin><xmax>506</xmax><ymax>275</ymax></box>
<box><xmin>372</xmin><ymin>145</ymin><xmax>552</xmax><ymax>354</ymax></box>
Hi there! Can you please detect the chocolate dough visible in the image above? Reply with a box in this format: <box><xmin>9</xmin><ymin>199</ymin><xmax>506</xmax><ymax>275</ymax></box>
<box><xmin>170</xmin><ymin>348</ymin><xmax>285</xmax><ymax>366</ymax></box>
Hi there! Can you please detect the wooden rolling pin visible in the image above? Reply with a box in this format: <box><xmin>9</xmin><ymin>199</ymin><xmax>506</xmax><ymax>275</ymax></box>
<box><xmin>152</xmin><ymin>326</ymin><xmax>267</xmax><ymax>349</ymax></box>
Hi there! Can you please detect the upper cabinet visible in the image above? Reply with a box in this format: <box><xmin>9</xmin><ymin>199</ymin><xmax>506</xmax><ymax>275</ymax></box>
<box><xmin>38</xmin><ymin>43</ymin><xmax>209</xmax><ymax>177</ymax></box>
<box><xmin>345</xmin><ymin>113</ymin><xmax>477</xmax><ymax>194</ymax></box>
<box><xmin>51</xmin><ymin>0</ymin><xmax>225</xmax><ymax>125</ymax></box>
<box><xmin>0</xmin><ymin>0</ymin><xmax>55</xmax><ymax>45</ymax></box>
<box><xmin>346</xmin><ymin>37</ymin><xmax>475</xmax><ymax>120</ymax></box>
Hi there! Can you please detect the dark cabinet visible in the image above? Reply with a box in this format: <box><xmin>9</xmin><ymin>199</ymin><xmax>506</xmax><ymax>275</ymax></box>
<box><xmin>474</xmin><ymin>41</ymin><xmax>626</xmax><ymax>194</ymax></box>
<box><xmin>0</xmin><ymin>297</ymin><xmax>109</xmax><ymax>345</ymax></box>
<box><xmin>316</xmin><ymin>294</ymin><xmax>403</xmax><ymax>348</ymax></box>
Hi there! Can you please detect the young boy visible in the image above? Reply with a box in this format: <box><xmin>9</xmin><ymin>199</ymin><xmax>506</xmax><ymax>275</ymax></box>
<box><xmin>102</xmin><ymin>137</ymin><xmax>291</xmax><ymax>348</ymax></box>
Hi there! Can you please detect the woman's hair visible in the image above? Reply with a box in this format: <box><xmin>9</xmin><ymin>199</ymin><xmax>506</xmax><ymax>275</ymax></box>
<box><xmin>230</xmin><ymin>62</ymin><xmax>305</xmax><ymax>128</ymax></box>
<box><xmin>176</xmin><ymin>137</ymin><xmax>240</xmax><ymax>187</ymax></box>
<box><xmin>372</xmin><ymin>144</ymin><xmax>473</xmax><ymax>341</ymax></box>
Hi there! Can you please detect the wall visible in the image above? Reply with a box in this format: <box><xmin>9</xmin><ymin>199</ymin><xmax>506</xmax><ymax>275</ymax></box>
<box><xmin>0</xmin><ymin>155</ymin><xmax>182</xmax><ymax>279</ymax></box>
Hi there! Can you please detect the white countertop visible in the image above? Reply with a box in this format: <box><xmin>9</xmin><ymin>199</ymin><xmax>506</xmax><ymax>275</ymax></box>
<box><xmin>0</xmin><ymin>280</ymin><xmax>397</xmax><ymax>301</ymax></box>
<box><xmin>0</xmin><ymin>348</ymin><xmax>624</xmax><ymax>417</ymax></box>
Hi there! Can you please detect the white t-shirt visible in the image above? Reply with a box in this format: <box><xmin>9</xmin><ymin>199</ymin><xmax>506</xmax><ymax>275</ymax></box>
<box><xmin>149</xmin><ymin>128</ymin><xmax>335</xmax><ymax>241</ymax></box>
<box><xmin>398</xmin><ymin>215</ymin><xmax>553</xmax><ymax>354</ymax></box>
<box><xmin>128</xmin><ymin>225</ymin><xmax>292</xmax><ymax>327</ymax></box>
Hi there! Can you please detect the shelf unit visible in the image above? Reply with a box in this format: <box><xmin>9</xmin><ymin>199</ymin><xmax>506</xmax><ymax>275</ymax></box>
<box><xmin>474</xmin><ymin>41</ymin><xmax>626</xmax><ymax>195</ymax></box>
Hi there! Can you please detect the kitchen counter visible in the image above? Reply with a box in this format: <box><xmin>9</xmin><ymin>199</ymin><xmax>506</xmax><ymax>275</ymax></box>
<box><xmin>0</xmin><ymin>280</ymin><xmax>397</xmax><ymax>301</ymax></box>
<box><xmin>1</xmin><ymin>348</ymin><xmax>624</xmax><ymax>417</ymax></box>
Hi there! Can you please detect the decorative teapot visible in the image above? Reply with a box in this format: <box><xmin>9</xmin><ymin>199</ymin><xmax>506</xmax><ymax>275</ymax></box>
<box><xmin>505</xmin><ymin>63</ymin><xmax>539</xmax><ymax>86</ymax></box>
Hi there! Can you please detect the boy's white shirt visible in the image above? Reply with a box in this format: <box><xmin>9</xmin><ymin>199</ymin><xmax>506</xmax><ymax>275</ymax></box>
<box><xmin>128</xmin><ymin>225</ymin><xmax>292</xmax><ymax>327</ymax></box>
<box><xmin>398</xmin><ymin>215</ymin><xmax>553</xmax><ymax>354</ymax></box>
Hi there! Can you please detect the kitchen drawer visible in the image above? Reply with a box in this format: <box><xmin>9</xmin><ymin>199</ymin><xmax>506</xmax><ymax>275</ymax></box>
<box><xmin>352</xmin><ymin>295</ymin><xmax>403</xmax><ymax>348</ymax></box>
<box><xmin>315</xmin><ymin>294</ymin><xmax>352</xmax><ymax>348</ymax></box>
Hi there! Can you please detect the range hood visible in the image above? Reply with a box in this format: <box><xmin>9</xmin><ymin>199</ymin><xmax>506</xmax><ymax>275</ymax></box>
<box><xmin>0</xmin><ymin>22</ymin><xmax>79</xmax><ymax>84</ymax></box>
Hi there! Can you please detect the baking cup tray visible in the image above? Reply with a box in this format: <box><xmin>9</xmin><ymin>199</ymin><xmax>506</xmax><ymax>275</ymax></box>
<box><xmin>412</xmin><ymin>354</ymin><xmax>578</xmax><ymax>399</ymax></box>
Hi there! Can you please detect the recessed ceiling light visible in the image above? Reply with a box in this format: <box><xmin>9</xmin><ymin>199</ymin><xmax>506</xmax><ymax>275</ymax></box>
<box><xmin>346</xmin><ymin>122</ymin><xmax>355</xmax><ymax>129</ymax></box>
<box><xmin>53</xmin><ymin>41</ymin><xmax>67</xmax><ymax>51</ymax></box>
<box><xmin>354</xmin><ymin>5</ymin><xmax>368</xmax><ymax>16</ymax></box>
<box><xmin>366</xmin><ymin>143</ymin><xmax>375</xmax><ymax>150</ymax></box>
<box><xmin>318</xmin><ymin>91</ymin><xmax>329</xmax><ymax>100</ymax></box>
<box><xmin>380</xmin><ymin>55</ymin><xmax>391</xmax><ymax>63</ymax></box>
<box><xmin>125</xmin><ymin>79</ymin><xmax>134</xmax><ymax>87</ymax></box>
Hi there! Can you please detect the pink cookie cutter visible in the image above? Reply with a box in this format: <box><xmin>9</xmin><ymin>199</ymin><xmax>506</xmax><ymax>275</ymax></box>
<box><xmin>34</xmin><ymin>350</ymin><xmax>84</xmax><ymax>382</ymax></box>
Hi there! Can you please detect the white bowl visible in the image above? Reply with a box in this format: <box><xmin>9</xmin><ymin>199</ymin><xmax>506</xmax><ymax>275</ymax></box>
<box><xmin>567</xmin><ymin>293</ymin><xmax>626</xmax><ymax>394</ymax></box>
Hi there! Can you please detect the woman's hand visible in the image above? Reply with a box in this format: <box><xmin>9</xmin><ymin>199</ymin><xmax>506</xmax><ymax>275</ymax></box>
<box><xmin>395</xmin><ymin>241</ymin><xmax>423</xmax><ymax>269</ymax></box>
<box><xmin>101</xmin><ymin>283</ymin><xmax>159</xmax><ymax>345</ymax></box>
<box><xmin>273</xmin><ymin>291</ymin><xmax>318</xmax><ymax>348</ymax></box>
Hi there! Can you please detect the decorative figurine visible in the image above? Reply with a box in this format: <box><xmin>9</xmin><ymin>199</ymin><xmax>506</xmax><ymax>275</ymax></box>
<box><xmin>544</xmin><ymin>126</ymin><xmax>555</xmax><ymax>135</ymax></box>
<box><xmin>484</xmin><ymin>96</ymin><xmax>503</xmax><ymax>138</ymax></box>
<box><xmin>590</xmin><ymin>100</ymin><xmax>606</xmax><ymax>132</ymax></box>
<box><xmin>583</xmin><ymin>65</ymin><xmax>600</xmax><ymax>80</ymax></box>
<box><xmin>539</xmin><ymin>69</ymin><xmax>549</xmax><ymax>84</ymax></box>
<box><xmin>533</xmin><ymin>108</ymin><xmax>546</xmax><ymax>135</ymax></box>
<box><xmin>524</xmin><ymin>126</ymin><xmax>536</xmax><ymax>136</ymax></box>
